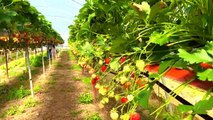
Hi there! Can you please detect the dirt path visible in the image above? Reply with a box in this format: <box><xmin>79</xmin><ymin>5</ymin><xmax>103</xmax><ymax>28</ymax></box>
<box><xmin>1</xmin><ymin>51</ymin><xmax>109</xmax><ymax>120</ymax></box>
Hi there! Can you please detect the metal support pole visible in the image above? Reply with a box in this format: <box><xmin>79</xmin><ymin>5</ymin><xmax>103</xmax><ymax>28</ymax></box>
<box><xmin>25</xmin><ymin>47</ymin><xmax>34</xmax><ymax>97</ymax></box>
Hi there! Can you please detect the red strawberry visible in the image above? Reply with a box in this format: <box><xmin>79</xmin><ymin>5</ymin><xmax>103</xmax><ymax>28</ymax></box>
<box><xmin>101</xmin><ymin>65</ymin><xmax>107</xmax><ymax>72</ymax></box>
<box><xmin>120</xmin><ymin>57</ymin><xmax>126</xmax><ymax>64</ymax></box>
<box><xmin>96</xmin><ymin>76</ymin><xmax>100</xmax><ymax>81</ymax></box>
<box><xmin>121</xmin><ymin>97</ymin><xmax>128</xmax><ymax>103</ymax></box>
<box><xmin>91</xmin><ymin>79</ymin><xmax>97</xmax><ymax>85</ymax></box>
<box><xmin>130</xmin><ymin>112</ymin><xmax>141</xmax><ymax>120</ymax></box>
<box><xmin>131</xmin><ymin>73</ymin><xmax>135</xmax><ymax>79</ymax></box>
<box><xmin>200</xmin><ymin>63</ymin><xmax>213</xmax><ymax>69</ymax></box>
<box><xmin>105</xmin><ymin>58</ymin><xmax>110</xmax><ymax>64</ymax></box>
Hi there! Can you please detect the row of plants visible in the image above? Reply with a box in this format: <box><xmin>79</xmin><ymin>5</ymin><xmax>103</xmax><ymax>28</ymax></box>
<box><xmin>0</xmin><ymin>0</ymin><xmax>63</xmax><ymax>97</ymax></box>
<box><xmin>69</xmin><ymin>0</ymin><xmax>213</xmax><ymax>120</ymax></box>
<box><xmin>0</xmin><ymin>0</ymin><xmax>63</xmax><ymax>49</ymax></box>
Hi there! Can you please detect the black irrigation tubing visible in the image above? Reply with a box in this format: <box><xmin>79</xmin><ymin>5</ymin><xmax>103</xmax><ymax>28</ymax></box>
<box><xmin>141</xmin><ymin>72</ymin><xmax>213</xmax><ymax>120</ymax></box>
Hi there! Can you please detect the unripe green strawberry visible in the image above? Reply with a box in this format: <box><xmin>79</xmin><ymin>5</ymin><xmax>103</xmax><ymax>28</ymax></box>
<box><xmin>123</xmin><ymin>65</ymin><xmax>131</xmax><ymax>73</ymax></box>
<box><xmin>136</xmin><ymin>60</ymin><xmax>145</xmax><ymax>71</ymax></box>
<box><xmin>103</xmin><ymin>97</ymin><xmax>109</xmax><ymax>103</ymax></box>
<box><xmin>99</xmin><ymin>87</ymin><xmax>107</xmax><ymax>95</ymax></box>
<box><xmin>110</xmin><ymin>110</ymin><xmax>119</xmax><ymax>120</ymax></box>
<box><xmin>99</xmin><ymin>60</ymin><xmax>103</xmax><ymax>65</ymax></box>
<box><xmin>108</xmin><ymin>91</ymin><xmax>115</xmax><ymax>98</ymax></box>
<box><xmin>141</xmin><ymin>1</ymin><xmax>151</xmax><ymax>14</ymax></box>
<box><xmin>115</xmin><ymin>94</ymin><xmax>120</xmax><ymax>101</ymax></box>
<box><xmin>95</xmin><ymin>83</ymin><xmax>101</xmax><ymax>89</ymax></box>
<box><xmin>120</xmin><ymin>113</ymin><xmax>130</xmax><ymax>120</ymax></box>
<box><xmin>120</xmin><ymin>76</ymin><xmax>128</xmax><ymax>84</ymax></box>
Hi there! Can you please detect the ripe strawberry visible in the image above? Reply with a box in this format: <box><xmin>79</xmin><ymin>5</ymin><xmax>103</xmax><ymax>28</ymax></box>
<box><xmin>130</xmin><ymin>112</ymin><xmax>141</xmax><ymax>120</ymax></box>
<box><xmin>91</xmin><ymin>79</ymin><xmax>97</xmax><ymax>85</ymax></box>
<box><xmin>131</xmin><ymin>72</ymin><xmax>135</xmax><ymax>79</ymax></box>
<box><xmin>105</xmin><ymin>58</ymin><xmax>110</xmax><ymax>64</ymax></box>
<box><xmin>120</xmin><ymin>57</ymin><xmax>126</xmax><ymax>64</ymax></box>
<box><xmin>96</xmin><ymin>75</ymin><xmax>100</xmax><ymax>81</ymax></box>
<box><xmin>200</xmin><ymin>63</ymin><xmax>213</xmax><ymax>69</ymax></box>
<box><xmin>121</xmin><ymin>97</ymin><xmax>128</xmax><ymax>103</ymax></box>
<box><xmin>101</xmin><ymin>65</ymin><xmax>107</xmax><ymax>72</ymax></box>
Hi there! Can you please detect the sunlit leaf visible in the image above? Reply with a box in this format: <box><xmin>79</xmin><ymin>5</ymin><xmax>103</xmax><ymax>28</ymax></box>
<box><xmin>197</xmin><ymin>69</ymin><xmax>213</xmax><ymax>81</ymax></box>
<box><xmin>178</xmin><ymin>49</ymin><xmax>212</xmax><ymax>64</ymax></box>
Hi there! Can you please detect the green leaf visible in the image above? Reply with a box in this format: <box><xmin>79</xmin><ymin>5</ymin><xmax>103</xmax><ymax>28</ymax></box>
<box><xmin>197</xmin><ymin>69</ymin><xmax>213</xmax><ymax>81</ymax></box>
<box><xmin>149</xmin><ymin>31</ymin><xmax>170</xmax><ymax>46</ymax></box>
<box><xmin>193</xmin><ymin>96</ymin><xmax>213</xmax><ymax>114</ymax></box>
<box><xmin>109</xmin><ymin>58</ymin><xmax>120</xmax><ymax>71</ymax></box>
<box><xmin>204</xmin><ymin>41</ymin><xmax>213</xmax><ymax>56</ymax></box>
<box><xmin>173</xmin><ymin>59</ymin><xmax>188</xmax><ymax>68</ymax></box>
<box><xmin>81</xmin><ymin>42</ymin><xmax>94</xmax><ymax>53</ymax></box>
<box><xmin>177</xmin><ymin>105</ymin><xmax>193</xmax><ymax>113</ymax></box>
<box><xmin>132</xmin><ymin>47</ymin><xmax>141</xmax><ymax>52</ymax></box>
<box><xmin>178</xmin><ymin>49</ymin><xmax>212</xmax><ymax>64</ymax></box>
<box><xmin>158</xmin><ymin>60</ymin><xmax>175</xmax><ymax>74</ymax></box>
<box><xmin>136</xmin><ymin>89</ymin><xmax>151</xmax><ymax>108</ymax></box>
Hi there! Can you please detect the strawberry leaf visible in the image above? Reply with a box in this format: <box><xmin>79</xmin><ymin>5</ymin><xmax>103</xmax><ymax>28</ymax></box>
<box><xmin>149</xmin><ymin>31</ymin><xmax>170</xmax><ymax>46</ymax></box>
<box><xmin>204</xmin><ymin>41</ymin><xmax>213</xmax><ymax>56</ymax></box>
<box><xmin>178</xmin><ymin>49</ymin><xmax>212</xmax><ymax>64</ymax></box>
<box><xmin>177</xmin><ymin>105</ymin><xmax>193</xmax><ymax>113</ymax></box>
<box><xmin>136</xmin><ymin>89</ymin><xmax>151</xmax><ymax>108</ymax></box>
<box><xmin>158</xmin><ymin>59</ymin><xmax>175</xmax><ymax>74</ymax></box>
<box><xmin>197</xmin><ymin>69</ymin><xmax>213</xmax><ymax>81</ymax></box>
<box><xmin>193</xmin><ymin>96</ymin><xmax>213</xmax><ymax>114</ymax></box>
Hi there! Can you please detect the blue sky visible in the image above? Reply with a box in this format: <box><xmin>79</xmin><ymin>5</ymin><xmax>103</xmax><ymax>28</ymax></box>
<box><xmin>29</xmin><ymin>0</ymin><xmax>85</xmax><ymax>45</ymax></box>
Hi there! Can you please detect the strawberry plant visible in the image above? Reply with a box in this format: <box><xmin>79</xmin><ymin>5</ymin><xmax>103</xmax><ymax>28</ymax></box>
<box><xmin>69</xmin><ymin>0</ymin><xmax>213</xmax><ymax>119</ymax></box>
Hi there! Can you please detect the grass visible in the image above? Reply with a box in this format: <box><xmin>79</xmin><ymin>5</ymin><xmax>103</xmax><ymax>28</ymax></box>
<box><xmin>23</xmin><ymin>97</ymin><xmax>39</xmax><ymax>108</ymax></box>
<box><xmin>84</xmin><ymin>113</ymin><xmax>102</xmax><ymax>120</ymax></box>
<box><xmin>33</xmin><ymin>84</ymin><xmax>42</xmax><ymax>93</ymax></box>
<box><xmin>48</xmin><ymin>79</ymin><xmax>56</xmax><ymax>85</ymax></box>
<box><xmin>78</xmin><ymin>92</ymin><xmax>93</xmax><ymax>104</ymax></box>
<box><xmin>0</xmin><ymin>105</ymin><xmax>25</xmax><ymax>117</ymax></box>
<box><xmin>5</xmin><ymin>85</ymin><xmax>30</xmax><ymax>100</ymax></box>
<box><xmin>82</xmin><ymin>77</ymin><xmax>91</xmax><ymax>84</ymax></box>
<box><xmin>73</xmin><ymin>77</ymin><xmax>81</xmax><ymax>81</ymax></box>
<box><xmin>71</xmin><ymin>64</ymin><xmax>82</xmax><ymax>70</ymax></box>
<box><xmin>70</xmin><ymin>110</ymin><xmax>84</xmax><ymax>117</ymax></box>
<box><xmin>55</xmin><ymin>63</ymin><xmax>64</xmax><ymax>68</ymax></box>
<box><xmin>0</xmin><ymin>97</ymin><xmax>39</xmax><ymax>118</ymax></box>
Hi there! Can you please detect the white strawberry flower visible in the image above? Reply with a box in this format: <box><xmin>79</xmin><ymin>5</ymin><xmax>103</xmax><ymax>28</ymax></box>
<box><xmin>127</xmin><ymin>94</ymin><xmax>134</xmax><ymax>101</ymax></box>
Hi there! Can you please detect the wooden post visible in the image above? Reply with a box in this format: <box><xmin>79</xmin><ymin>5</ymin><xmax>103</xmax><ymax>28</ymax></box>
<box><xmin>41</xmin><ymin>46</ymin><xmax>46</xmax><ymax>76</ymax></box>
<box><xmin>25</xmin><ymin>47</ymin><xmax>34</xmax><ymax>97</ymax></box>
<box><xmin>4</xmin><ymin>48</ymin><xmax>9</xmax><ymax>81</ymax></box>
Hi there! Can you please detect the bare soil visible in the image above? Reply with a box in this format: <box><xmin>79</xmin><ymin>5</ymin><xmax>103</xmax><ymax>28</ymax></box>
<box><xmin>0</xmin><ymin>51</ymin><xmax>110</xmax><ymax>120</ymax></box>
